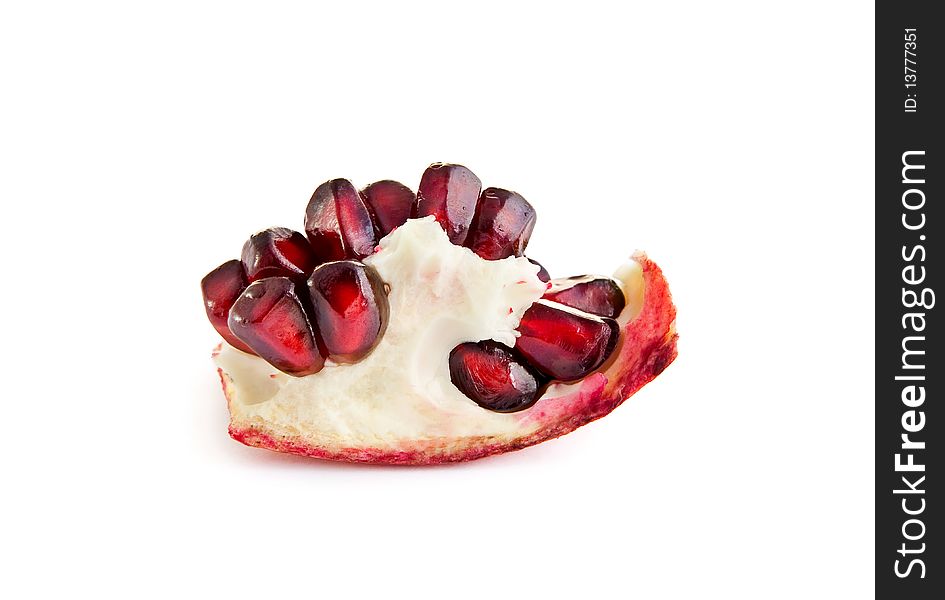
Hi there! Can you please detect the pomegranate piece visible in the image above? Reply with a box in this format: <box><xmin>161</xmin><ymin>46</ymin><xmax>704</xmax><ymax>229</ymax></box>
<box><xmin>449</xmin><ymin>341</ymin><xmax>546</xmax><ymax>413</ymax></box>
<box><xmin>466</xmin><ymin>188</ymin><xmax>536</xmax><ymax>260</ymax></box>
<box><xmin>305</xmin><ymin>179</ymin><xmax>378</xmax><ymax>260</ymax></box>
<box><xmin>306</xmin><ymin>261</ymin><xmax>389</xmax><ymax>363</ymax></box>
<box><xmin>241</xmin><ymin>227</ymin><xmax>318</xmax><ymax>282</ymax></box>
<box><xmin>515</xmin><ymin>300</ymin><xmax>619</xmax><ymax>381</ymax></box>
<box><xmin>228</xmin><ymin>277</ymin><xmax>326</xmax><ymax>376</ymax></box>
<box><xmin>361</xmin><ymin>180</ymin><xmax>415</xmax><ymax>238</ymax></box>
<box><xmin>415</xmin><ymin>163</ymin><xmax>481</xmax><ymax>244</ymax></box>
<box><xmin>207</xmin><ymin>163</ymin><xmax>680</xmax><ymax>465</ymax></box>
<box><xmin>528</xmin><ymin>258</ymin><xmax>550</xmax><ymax>282</ymax></box>
<box><xmin>201</xmin><ymin>259</ymin><xmax>254</xmax><ymax>353</ymax></box>
<box><xmin>218</xmin><ymin>252</ymin><xmax>678</xmax><ymax>465</ymax></box>
<box><xmin>543</xmin><ymin>275</ymin><xmax>626</xmax><ymax>318</ymax></box>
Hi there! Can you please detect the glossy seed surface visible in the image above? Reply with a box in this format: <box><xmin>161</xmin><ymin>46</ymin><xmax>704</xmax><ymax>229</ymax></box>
<box><xmin>543</xmin><ymin>275</ymin><xmax>626</xmax><ymax>318</ymax></box>
<box><xmin>515</xmin><ymin>300</ymin><xmax>619</xmax><ymax>381</ymax></box>
<box><xmin>449</xmin><ymin>341</ymin><xmax>545</xmax><ymax>413</ymax></box>
<box><xmin>306</xmin><ymin>261</ymin><xmax>389</xmax><ymax>363</ymax></box>
<box><xmin>228</xmin><ymin>277</ymin><xmax>326</xmax><ymax>376</ymax></box>
<box><xmin>201</xmin><ymin>259</ymin><xmax>254</xmax><ymax>353</ymax></box>
<box><xmin>415</xmin><ymin>163</ymin><xmax>481</xmax><ymax>245</ymax></box>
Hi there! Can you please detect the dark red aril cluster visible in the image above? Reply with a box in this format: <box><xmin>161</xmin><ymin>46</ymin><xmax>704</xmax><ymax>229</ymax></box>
<box><xmin>204</xmin><ymin>218</ymin><xmax>393</xmax><ymax>374</ymax></box>
<box><xmin>415</xmin><ymin>163</ymin><xmax>538</xmax><ymax>262</ymax></box>
<box><xmin>448</xmin><ymin>296</ymin><xmax>622</xmax><ymax>411</ymax></box>
<box><xmin>421</xmin><ymin>166</ymin><xmax>626</xmax><ymax>412</ymax></box>
<box><xmin>202</xmin><ymin>162</ymin><xmax>624</xmax><ymax>396</ymax></box>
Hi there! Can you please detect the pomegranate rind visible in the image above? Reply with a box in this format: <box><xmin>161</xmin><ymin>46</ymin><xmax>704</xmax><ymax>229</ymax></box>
<box><xmin>218</xmin><ymin>253</ymin><xmax>676</xmax><ymax>465</ymax></box>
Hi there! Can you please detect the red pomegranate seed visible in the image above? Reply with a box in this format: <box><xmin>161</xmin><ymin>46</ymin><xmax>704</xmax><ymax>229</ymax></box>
<box><xmin>306</xmin><ymin>260</ymin><xmax>389</xmax><ymax>363</ymax></box>
<box><xmin>528</xmin><ymin>258</ymin><xmax>551</xmax><ymax>282</ymax></box>
<box><xmin>466</xmin><ymin>188</ymin><xmax>536</xmax><ymax>260</ymax></box>
<box><xmin>200</xmin><ymin>259</ymin><xmax>254</xmax><ymax>353</ymax></box>
<box><xmin>514</xmin><ymin>300</ymin><xmax>619</xmax><ymax>381</ymax></box>
<box><xmin>361</xmin><ymin>180</ymin><xmax>416</xmax><ymax>238</ymax></box>
<box><xmin>543</xmin><ymin>275</ymin><xmax>626</xmax><ymax>318</ymax></box>
<box><xmin>228</xmin><ymin>277</ymin><xmax>326</xmax><ymax>376</ymax></box>
<box><xmin>449</xmin><ymin>341</ymin><xmax>546</xmax><ymax>413</ymax></box>
<box><xmin>415</xmin><ymin>163</ymin><xmax>481</xmax><ymax>245</ymax></box>
<box><xmin>241</xmin><ymin>227</ymin><xmax>318</xmax><ymax>283</ymax></box>
<box><xmin>305</xmin><ymin>179</ymin><xmax>377</xmax><ymax>261</ymax></box>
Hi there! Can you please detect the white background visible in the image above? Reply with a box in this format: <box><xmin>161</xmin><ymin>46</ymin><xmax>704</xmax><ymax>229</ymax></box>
<box><xmin>1</xmin><ymin>1</ymin><xmax>874</xmax><ymax>598</ymax></box>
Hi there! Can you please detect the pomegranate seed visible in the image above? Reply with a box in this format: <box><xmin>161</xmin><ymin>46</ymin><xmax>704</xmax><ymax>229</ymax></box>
<box><xmin>361</xmin><ymin>180</ymin><xmax>416</xmax><ymax>238</ymax></box>
<box><xmin>228</xmin><ymin>277</ymin><xmax>326</xmax><ymax>376</ymax></box>
<box><xmin>449</xmin><ymin>341</ymin><xmax>546</xmax><ymax>412</ymax></box>
<box><xmin>306</xmin><ymin>261</ymin><xmax>389</xmax><ymax>363</ymax></box>
<box><xmin>305</xmin><ymin>179</ymin><xmax>377</xmax><ymax>261</ymax></box>
<box><xmin>466</xmin><ymin>188</ymin><xmax>536</xmax><ymax>260</ymax></box>
<box><xmin>415</xmin><ymin>163</ymin><xmax>481</xmax><ymax>244</ymax></box>
<box><xmin>200</xmin><ymin>259</ymin><xmax>254</xmax><ymax>353</ymax></box>
<box><xmin>515</xmin><ymin>300</ymin><xmax>619</xmax><ymax>381</ymax></box>
<box><xmin>528</xmin><ymin>258</ymin><xmax>551</xmax><ymax>282</ymax></box>
<box><xmin>543</xmin><ymin>275</ymin><xmax>626</xmax><ymax>318</ymax></box>
<box><xmin>241</xmin><ymin>227</ymin><xmax>318</xmax><ymax>282</ymax></box>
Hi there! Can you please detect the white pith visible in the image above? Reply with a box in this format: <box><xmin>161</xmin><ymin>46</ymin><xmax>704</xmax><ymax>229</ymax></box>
<box><xmin>215</xmin><ymin>217</ymin><xmax>644</xmax><ymax>445</ymax></box>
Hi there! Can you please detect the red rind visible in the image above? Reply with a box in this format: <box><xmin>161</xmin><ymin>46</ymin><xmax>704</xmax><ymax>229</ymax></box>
<box><xmin>219</xmin><ymin>253</ymin><xmax>676</xmax><ymax>465</ymax></box>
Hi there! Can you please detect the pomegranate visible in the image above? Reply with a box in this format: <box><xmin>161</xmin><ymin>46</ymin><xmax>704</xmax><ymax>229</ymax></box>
<box><xmin>205</xmin><ymin>162</ymin><xmax>677</xmax><ymax>464</ymax></box>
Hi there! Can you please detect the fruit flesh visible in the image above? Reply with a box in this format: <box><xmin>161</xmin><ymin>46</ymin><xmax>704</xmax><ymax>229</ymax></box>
<box><xmin>215</xmin><ymin>219</ymin><xmax>676</xmax><ymax>464</ymax></box>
